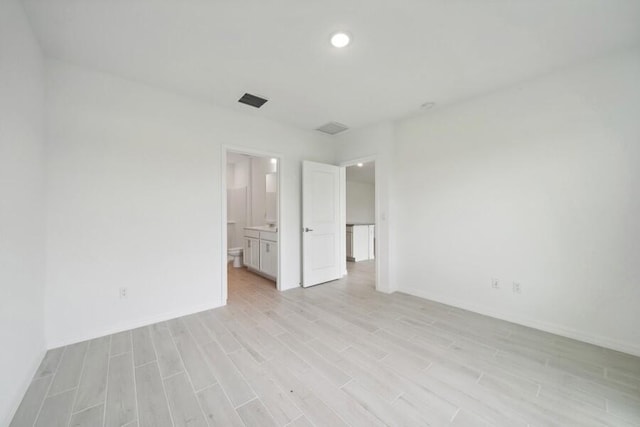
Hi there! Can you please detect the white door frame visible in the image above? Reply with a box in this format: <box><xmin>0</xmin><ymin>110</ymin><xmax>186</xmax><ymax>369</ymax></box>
<box><xmin>339</xmin><ymin>155</ymin><xmax>380</xmax><ymax>291</ymax></box>
<box><xmin>221</xmin><ymin>145</ymin><xmax>282</xmax><ymax>304</ymax></box>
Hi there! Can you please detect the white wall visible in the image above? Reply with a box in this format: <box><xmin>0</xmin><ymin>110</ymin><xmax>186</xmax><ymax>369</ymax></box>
<box><xmin>233</xmin><ymin>157</ymin><xmax>250</xmax><ymax>189</ymax></box>
<box><xmin>45</xmin><ymin>60</ymin><xmax>334</xmax><ymax>347</ymax></box>
<box><xmin>346</xmin><ymin>180</ymin><xmax>375</xmax><ymax>224</ymax></box>
<box><xmin>226</xmin><ymin>163</ymin><xmax>235</xmax><ymax>188</ymax></box>
<box><xmin>250</xmin><ymin>157</ymin><xmax>268</xmax><ymax>226</ymax></box>
<box><xmin>227</xmin><ymin>157</ymin><xmax>250</xmax><ymax>249</ymax></box>
<box><xmin>226</xmin><ymin>187</ymin><xmax>247</xmax><ymax>249</ymax></box>
<box><xmin>0</xmin><ymin>0</ymin><xmax>47</xmax><ymax>423</ymax></box>
<box><xmin>393</xmin><ymin>49</ymin><xmax>640</xmax><ymax>355</ymax></box>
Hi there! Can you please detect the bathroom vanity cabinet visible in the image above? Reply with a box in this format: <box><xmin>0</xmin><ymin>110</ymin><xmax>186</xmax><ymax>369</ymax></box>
<box><xmin>244</xmin><ymin>227</ymin><xmax>278</xmax><ymax>280</ymax></box>
<box><xmin>259</xmin><ymin>237</ymin><xmax>277</xmax><ymax>278</ymax></box>
<box><xmin>243</xmin><ymin>234</ymin><xmax>260</xmax><ymax>270</ymax></box>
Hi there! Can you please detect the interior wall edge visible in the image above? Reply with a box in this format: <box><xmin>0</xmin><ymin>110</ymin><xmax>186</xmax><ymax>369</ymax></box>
<box><xmin>399</xmin><ymin>285</ymin><xmax>640</xmax><ymax>358</ymax></box>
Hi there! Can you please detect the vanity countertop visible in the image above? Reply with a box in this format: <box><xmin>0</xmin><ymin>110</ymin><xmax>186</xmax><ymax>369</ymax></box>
<box><xmin>244</xmin><ymin>225</ymin><xmax>278</xmax><ymax>232</ymax></box>
<box><xmin>346</xmin><ymin>223</ymin><xmax>374</xmax><ymax>226</ymax></box>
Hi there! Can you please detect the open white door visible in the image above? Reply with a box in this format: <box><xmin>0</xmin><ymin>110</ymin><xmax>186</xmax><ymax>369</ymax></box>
<box><xmin>302</xmin><ymin>160</ymin><xmax>341</xmax><ymax>287</ymax></box>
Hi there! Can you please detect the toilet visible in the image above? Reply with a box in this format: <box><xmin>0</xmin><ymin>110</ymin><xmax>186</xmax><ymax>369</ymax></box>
<box><xmin>228</xmin><ymin>247</ymin><xmax>243</xmax><ymax>268</ymax></box>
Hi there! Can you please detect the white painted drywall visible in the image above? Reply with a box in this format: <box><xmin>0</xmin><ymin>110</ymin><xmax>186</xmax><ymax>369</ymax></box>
<box><xmin>0</xmin><ymin>0</ymin><xmax>47</xmax><ymax>423</ymax></box>
<box><xmin>250</xmin><ymin>157</ymin><xmax>268</xmax><ymax>226</ymax></box>
<box><xmin>227</xmin><ymin>157</ymin><xmax>250</xmax><ymax>249</ymax></box>
<box><xmin>346</xmin><ymin>180</ymin><xmax>375</xmax><ymax>224</ymax></box>
<box><xmin>226</xmin><ymin>163</ymin><xmax>235</xmax><ymax>188</ymax></box>
<box><xmin>334</xmin><ymin>122</ymin><xmax>395</xmax><ymax>294</ymax></box>
<box><xmin>227</xmin><ymin>188</ymin><xmax>247</xmax><ymax>249</ymax></box>
<box><xmin>232</xmin><ymin>156</ymin><xmax>250</xmax><ymax>190</ymax></box>
<box><xmin>230</xmin><ymin>156</ymin><xmax>251</xmax><ymax>248</ymax></box>
<box><xmin>45</xmin><ymin>60</ymin><xmax>334</xmax><ymax>347</ymax></box>
<box><xmin>393</xmin><ymin>49</ymin><xmax>640</xmax><ymax>355</ymax></box>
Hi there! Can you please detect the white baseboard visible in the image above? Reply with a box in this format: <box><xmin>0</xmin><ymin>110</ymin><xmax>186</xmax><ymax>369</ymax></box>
<box><xmin>2</xmin><ymin>347</ymin><xmax>47</xmax><ymax>427</ymax></box>
<box><xmin>46</xmin><ymin>302</ymin><xmax>223</xmax><ymax>349</ymax></box>
<box><xmin>399</xmin><ymin>285</ymin><xmax>640</xmax><ymax>358</ymax></box>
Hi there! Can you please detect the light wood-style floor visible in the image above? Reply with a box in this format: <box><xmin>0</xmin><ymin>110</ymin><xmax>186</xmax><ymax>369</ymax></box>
<box><xmin>10</xmin><ymin>261</ymin><xmax>640</xmax><ymax>426</ymax></box>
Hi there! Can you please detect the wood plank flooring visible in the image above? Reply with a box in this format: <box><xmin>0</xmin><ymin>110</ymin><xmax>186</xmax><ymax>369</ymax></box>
<box><xmin>10</xmin><ymin>261</ymin><xmax>640</xmax><ymax>426</ymax></box>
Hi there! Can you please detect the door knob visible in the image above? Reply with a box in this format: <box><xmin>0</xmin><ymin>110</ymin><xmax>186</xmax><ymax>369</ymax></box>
<box><xmin>304</xmin><ymin>227</ymin><xmax>314</xmax><ymax>232</ymax></box>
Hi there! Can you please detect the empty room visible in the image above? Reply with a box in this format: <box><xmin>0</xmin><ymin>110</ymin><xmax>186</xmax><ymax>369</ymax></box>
<box><xmin>2</xmin><ymin>0</ymin><xmax>640</xmax><ymax>426</ymax></box>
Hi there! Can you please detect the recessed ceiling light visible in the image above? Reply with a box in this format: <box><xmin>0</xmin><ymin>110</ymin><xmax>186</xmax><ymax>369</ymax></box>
<box><xmin>330</xmin><ymin>32</ymin><xmax>351</xmax><ymax>48</ymax></box>
<box><xmin>420</xmin><ymin>102</ymin><xmax>436</xmax><ymax>110</ymax></box>
<box><xmin>357</xmin><ymin>163</ymin><xmax>364</xmax><ymax>167</ymax></box>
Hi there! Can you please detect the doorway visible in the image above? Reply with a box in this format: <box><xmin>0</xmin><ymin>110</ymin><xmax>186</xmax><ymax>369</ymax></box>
<box><xmin>342</xmin><ymin>160</ymin><xmax>376</xmax><ymax>289</ymax></box>
<box><xmin>222</xmin><ymin>148</ymin><xmax>281</xmax><ymax>303</ymax></box>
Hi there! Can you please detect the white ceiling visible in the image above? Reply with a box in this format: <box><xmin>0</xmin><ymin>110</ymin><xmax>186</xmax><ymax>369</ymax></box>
<box><xmin>347</xmin><ymin>161</ymin><xmax>375</xmax><ymax>184</ymax></box>
<box><xmin>22</xmin><ymin>0</ymin><xmax>640</xmax><ymax>132</ymax></box>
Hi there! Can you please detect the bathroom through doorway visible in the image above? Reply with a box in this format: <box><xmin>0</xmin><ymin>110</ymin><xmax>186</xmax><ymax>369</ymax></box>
<box><xmin>223</xmin><ymin>148</ymin><xmax>281</xmax><ymax>303</ymax></box>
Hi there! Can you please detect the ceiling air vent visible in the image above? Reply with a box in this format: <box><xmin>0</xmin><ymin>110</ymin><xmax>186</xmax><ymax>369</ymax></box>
<box><xmin>315</xmin><ymin>122</ymin><xmax>349</xmax><ymax>135</ymax></box>
<box><xmin>238</xmin><ymin>93</ymin><xmax>268</xmax><ymax>108</ymax></box>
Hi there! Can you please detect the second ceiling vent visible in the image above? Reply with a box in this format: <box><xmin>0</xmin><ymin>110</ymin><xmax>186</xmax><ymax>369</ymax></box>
<box><xmin>238</xmin><ymin>93</ymin><xmax>268</xmax><ymax>108</ymax></box>
<box><xmin>315</xmin><ymin>122</ymin><xmax>349</xmax><ymax>135</ymax></box>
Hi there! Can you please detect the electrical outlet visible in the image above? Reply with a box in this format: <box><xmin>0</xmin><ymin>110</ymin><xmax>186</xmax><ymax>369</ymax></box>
<box><xmin>513</xmin><ymin>282</ymin><xmax>522</xmax><ymax>294</ymax></box>
<box><xmin>491</xmin><ymin>278</ymin><xmax>500</xmax><ymax>289</ymax></box>
<box><xmin>119</xmin><ymin>287</ymin><xmax>127</xmax><ymax>298</ymax></box>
